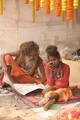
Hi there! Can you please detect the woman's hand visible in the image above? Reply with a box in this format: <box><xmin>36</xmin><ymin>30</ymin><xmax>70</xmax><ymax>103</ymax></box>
<box><xmin>47</xmin><ymin>61</ymin><xmax>55</xmax><ymax>71</ymax></box>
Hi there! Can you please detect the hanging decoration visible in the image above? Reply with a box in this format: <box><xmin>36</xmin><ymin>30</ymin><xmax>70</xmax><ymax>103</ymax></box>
<box><xmin>73</xmin><ymin>0</ymin><xmax>79</xmax><ymax>23</ymax></box>
<box><xmin>0</xmin><ymin>0</ymin><xmax>77</xmax><ymax>23</ymax></box>
<box><xmin>0</xmin><ymin>0</ymin><xmax>3</xmax><ymax>15</ymax></box>
<box><xmin>61</xmin><ymin>0</ymin><xmax>67</xmax><ymax>21</ymax></box>
<box><xmin>62</xmin><ymin>0</ymin><xmax>67</xmax><ymax>11</ymax></box>
<box><xmin>32</xmin><ymin>0</ymin><xmax>35</xmax><ymax>22</ymax></box>
<box><xmin>29</xmin><ymin>0</ymin><xmax>34</xmax><ymax>3</ymax></box>
<box><xmin>45</xmin><ymin>0</ymin><xmax>50</xmax><ymax>15</ymax></box>
<box><xmin>23</xmin><ymin>0</ymin><xmax>80</xmax><ymax>23</ymax></box>
<box><xmin>50</xmin><ymin>0</ymin><xmax>54</xmax><ymax>11</ymax></box>
<box><xmin>0</xmin><ymin>0</ymin><xmax>80</xmax><ymax>23</ymax></box>
<box><xmin>66</xmin><ymin>0</ymin><xmax>73</xmax><ymax>21</ymax></box>
<box><xmin>73</xmin><ymin>0</ymin><xmax>79</xmax><ymax>10</ymax></box>
<box><xmin>24</xmin><ymin>0</ymin><xmax>29</xmax><ymax>4</ymax></box>
<box><xmin>40</xmin><ymin>0</ymin><xmax>45</xmax><ymax>8</ymax></box>
<box><xmin>35</xmin><ymin>0</ymin><xmax>40</xmax><ymax>11</ymax></box>
<box><xmin>55</xmin><ymin>0</ymin><xmax>61</xmax><ymax>16</ymax></box>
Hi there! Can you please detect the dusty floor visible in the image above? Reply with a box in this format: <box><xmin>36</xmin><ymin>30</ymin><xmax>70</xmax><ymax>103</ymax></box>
<box><xmin>0</xmin><ymin>105</ymin><xmax>55</xmax><ymax>120</ymax></box>
<box><xmin>0</xmin><ymin>106</ymin><xmax>41</xmax><ymax>120</ymax></box>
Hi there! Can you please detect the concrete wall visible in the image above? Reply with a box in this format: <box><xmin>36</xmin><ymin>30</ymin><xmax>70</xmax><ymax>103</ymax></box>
<box><xmin>0</xmin><ymin>0</ymin><xmax>80</xmax><ymax>59</ymax></box>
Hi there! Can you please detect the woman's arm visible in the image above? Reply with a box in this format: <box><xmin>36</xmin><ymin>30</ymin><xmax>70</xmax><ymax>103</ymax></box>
<box><xmin>38</xmin><ymin>58</ymin><xmax>46</xmax><ymax>82</ymax></box>
<box><xmin>45</xmin><ymin>63</ymin><xmax>55</xmax><ymax>86</ymax></box>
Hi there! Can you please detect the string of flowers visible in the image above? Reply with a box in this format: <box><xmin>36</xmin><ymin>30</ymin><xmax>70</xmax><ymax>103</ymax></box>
<box><xmin>50</xmin><ymin>0</ymin><xmax>55</xmax><ymax>12</ymax></box>
<box><xmin>73</xmin><ymin>0</ymin><xmax>79</xmax><ymax>23</ymax></box>
<box><xmin>24</xmin><ymin>0</ymin><xmax>29</xmax><ymax>4</ymax></box>
<box><xmin>45</xmin><ymin>0</ymin><xmax>50</xmax><ymax>15</ymax></box>
<box><xmin>23</xmin><ymin>0</ymin><xmax>80</xmax><ymax>23</ymax></box>
<box><xmin>0</xmin><ymin>0</ymin><xmax>3</xmax><ymax>15</ymax></box>
<box><xmin>55</xmin><ymin>0</ymin><xmax>61</xmax><ymax>16</ymax></box>
<box><xmin>61</xmin><ymin>0</ymin><xmax>67</xmax><ymax>21</ymax></box>
<box><xmin>40</xmin><ymin>0</ymin><xmax>45</xmax><ymax>8</ymax></box>
<box><xmin>66</xmin><ymin>0</ymin><xmax>73</xmax><ymax>21</ymax></box>
<box><xmin>35</xmin><ymin>0</ymin><xmax>40</xmax><ymax>11</ymax></box>
<box><xmin>73</xmin><ymin>0</ymin><xmax>79</xmax><ymax>10</ymax></box>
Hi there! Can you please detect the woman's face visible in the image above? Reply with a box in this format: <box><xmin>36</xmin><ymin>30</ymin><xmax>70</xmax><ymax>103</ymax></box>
<box><xmin>48</xmin><ymin>56</ymin><xmax>60</xmax><ymax>67</ymax></box>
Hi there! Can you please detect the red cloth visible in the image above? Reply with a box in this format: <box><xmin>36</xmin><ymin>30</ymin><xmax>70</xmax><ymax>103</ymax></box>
<box><xmin>45</xmin><ymin>62</ymin><xmax>70</xmax><ymax>88</ymax></box>
<box><xmin>0</xmin><ymin>72</ymin><xmax>4</xmax><ymax>86</ymax></box>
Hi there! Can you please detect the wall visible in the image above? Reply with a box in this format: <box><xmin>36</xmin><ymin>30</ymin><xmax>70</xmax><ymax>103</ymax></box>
<box><xmin>0</xmin><ymin>0</ymin><xmax>80</xmax><ymax>59</ymax></box>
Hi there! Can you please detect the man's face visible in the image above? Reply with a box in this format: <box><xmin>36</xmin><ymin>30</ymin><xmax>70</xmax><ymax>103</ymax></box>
<box><xmin>28</xmin><ymin>51</ymin><xmax>39</xmax><ymax>60</ymax></box>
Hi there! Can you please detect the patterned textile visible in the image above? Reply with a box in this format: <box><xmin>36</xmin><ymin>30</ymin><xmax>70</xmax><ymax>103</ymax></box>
<box><xmin>16</xmin><ymin>90</ymin><xmax>43</xmax><ymax>107</ymax></box>
<box><xmin>55</xmin><ymin>106</ymin><xmax>80</xmax><ymax>120</ymax></box>
<box><xmin>15</xmin><ymin>88</ymin><xmax>80</xmax><ymax>108</ymax></box>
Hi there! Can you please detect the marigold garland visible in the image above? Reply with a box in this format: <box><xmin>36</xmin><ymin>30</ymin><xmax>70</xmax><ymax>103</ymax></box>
<box><xmin>40</xmin><ymin>0</ymin><xmax>45</xmax><ymax>8</ymax></box>
<box><xmin>35</xmin><ymin>0</ymin><xmax>40</xmax><ymax>11</ymax></box>
<box><xmin>50</xmin><ymin>0</ymin><xmax>54</xmax><ymax>11</ymax></box>
<box><xmin>55</xmin><ymin>0</ymin><xmax>61</xmax><ymax>16</ymax></box>
<box><xmin>23</xmin><ymin>0</ymin><xmax>80</xmax><ymax>23</ymax></box>
<box><xmin>32</xmin><ymin>0</ymin><xmax>35</xmax><ymax>22</ymax></box>
<box><xmin>45</xmin><ymin>0</ymin><xmax>50</xmax><ymax>15</ymax></box>
<box><xmin>62</xmin><ymin>0</ymin><xmax>67</xmax><ymax>12</ymax></box>
<box><xmin>24</xmin><ymin>0</ymin><xmax>29</xmax><ymax>4</ymax></box>
<box><xmin>73</xmin><ymin>0</ymin><xmax>79</xmax><ymax>10</ymax></box>
<box><xmin>61</xmin><ymin>0</ymin><xmax>67</xmax><ymax>21</ymax></box>
<box><xmin>0</xmin><ymin>0</ymin><xmax>3</xmax><ymax>15</ymax></box>
<box><xmin>66</xmin><ymin>0</ymin><xmax>73</xmax><ymax>21</ymax></box>
<box><xmin>29</xmin><ymin>0</ymin><xmax>33</xmax><ymax>3</ymax></box>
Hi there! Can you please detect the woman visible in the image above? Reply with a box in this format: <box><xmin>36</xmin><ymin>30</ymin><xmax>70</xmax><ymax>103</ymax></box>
<box><xmin>44</xmin><ymin>45</ymin><xmax>70</xmax><ymax>92</ymax></box>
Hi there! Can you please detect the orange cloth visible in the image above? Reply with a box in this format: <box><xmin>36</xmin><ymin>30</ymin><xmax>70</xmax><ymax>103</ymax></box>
<box><xmin>45</xmin><ymin>88</ymin><xmax>72</xmax><ymax>102</ymax></box>
<box><xmin>4</xmin><ymin>54</ymin><xmax>41</xmax><ymax>84</ymax></box>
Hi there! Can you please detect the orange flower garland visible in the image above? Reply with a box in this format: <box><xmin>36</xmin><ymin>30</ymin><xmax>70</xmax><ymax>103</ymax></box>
<box><xmin>24</xmin><ymin>0</ymin><xmax>29</xmax><ymax>4</ymax></box>
<box><xmin>29</xmin><ymin>0</ymin><xmax>33</xmax><ymax>3</ymax></box>
<box><xmin>35</xmin><ymin>0</ymin><xmax>40</xmax><ymax>11</ymax></box>
<box><xmin>23</xmin><ymin>0</ymin><xmax>80</xmax><ymax>23</ymax></box>
<box><xmin>55</xmin><ymin>0</ymin><xmax>61</xmax><ymax>16</ymax></box>
<box><xmin>45</xmin><ymin>0</ymin><xmax>50</xmax><ymax>15</ymax></box>
<box><xmin>66</xmin><ymin>0</ymin><xmax>73</xmax><ymax>21</ymax></box>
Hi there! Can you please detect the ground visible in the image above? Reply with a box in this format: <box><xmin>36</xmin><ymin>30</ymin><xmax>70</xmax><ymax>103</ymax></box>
<box><xmin>0</xmin><ymin>106</ymin><xmax>41</xmax><ymax>120</ymax></box>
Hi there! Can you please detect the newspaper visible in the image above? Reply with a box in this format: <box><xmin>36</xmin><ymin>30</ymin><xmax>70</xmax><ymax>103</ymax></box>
<box><xmin>13</xmin><ymin>83</ymin><xmax>45</xmax><ymax>95</ymax></box>
<box><xmin>3</xmin><ymin>74</ymin><xmax>45</xmax><ymax>95</ymax></box>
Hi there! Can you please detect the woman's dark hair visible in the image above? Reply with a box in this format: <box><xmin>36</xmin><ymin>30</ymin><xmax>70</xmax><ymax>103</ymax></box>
<box><xmin>20</xmin><ymin>41</ymin><xmax>39</xmax><ymax>56</ymax></box>
<box><xmin>46</xmin><ymin>45</ymin><xmax>60</xmax><ymax>59</ymax></box>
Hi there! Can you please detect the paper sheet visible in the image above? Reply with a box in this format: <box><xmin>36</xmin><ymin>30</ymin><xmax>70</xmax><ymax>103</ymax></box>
<box><xmin>13</xmin><ymin>83</ymin><xmax>45</xmax><ymax>95</ymax></box>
